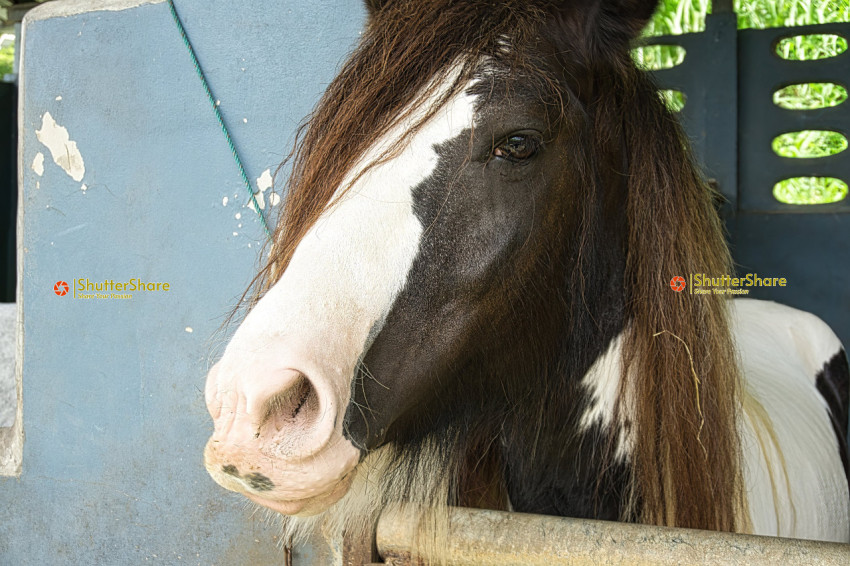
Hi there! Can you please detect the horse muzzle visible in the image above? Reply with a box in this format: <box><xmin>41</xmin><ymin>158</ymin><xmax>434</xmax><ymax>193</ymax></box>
<box><xmin>203</xmin><ymin>353</ymin><xmax>361</xmax><ymax>516</ymax></box>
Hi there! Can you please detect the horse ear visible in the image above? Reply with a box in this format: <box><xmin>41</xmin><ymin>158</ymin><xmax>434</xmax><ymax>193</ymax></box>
<box><xmin>557</xmin><ymin>0</ymin><xmax>660</xmax><ymax>48</ymax></box>
<box><xmin>603</xmin><ymin>0</ymin><xmax>661</xmax><ymax>38</ymax></box>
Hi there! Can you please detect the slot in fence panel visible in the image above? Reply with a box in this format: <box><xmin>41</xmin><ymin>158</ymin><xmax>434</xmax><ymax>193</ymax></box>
<box><xmin>739</xmin><ymin>22</ymin><xmax>850</xmax><ymax>213</ymax></box>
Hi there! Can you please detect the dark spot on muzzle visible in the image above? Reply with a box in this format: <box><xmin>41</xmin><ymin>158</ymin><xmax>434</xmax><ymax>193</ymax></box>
<box><xmin>222</xmin><ymin>464</ymin><xmax>239</xmax><ymax>477</ymax></box>
<box><xmin>245</xmin><ymin>473</ymin><xmax>275</xmax><ymax>491</ymax></box>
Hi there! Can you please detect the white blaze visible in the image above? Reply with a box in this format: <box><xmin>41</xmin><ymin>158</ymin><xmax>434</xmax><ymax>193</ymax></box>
<box><xmin>217</xmin><ymin>70</ymin><xmax>478</xmax><ymax>444</ymax></box>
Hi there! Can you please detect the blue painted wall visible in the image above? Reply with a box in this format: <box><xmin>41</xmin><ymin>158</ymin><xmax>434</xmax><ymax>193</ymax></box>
<box><xmin>1</xmin><ymin>1</ymin><xmax>364</xmax><ymax>563</ymax></box>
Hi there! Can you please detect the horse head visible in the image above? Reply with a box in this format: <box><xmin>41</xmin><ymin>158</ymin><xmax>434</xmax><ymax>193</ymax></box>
<box><xmin>203</xmin><ymin>0</ymin><xmax>744</xmax><ymax>538</ymax></box>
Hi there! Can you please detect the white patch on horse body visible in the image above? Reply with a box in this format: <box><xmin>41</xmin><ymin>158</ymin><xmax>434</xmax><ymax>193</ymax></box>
<box><xmin>578</xmin><ymin>334</ymin><xmax>634</xmax><ymax>460</ymax></box>
<box><xmin>731</xmin><ymin>298</ymin><xmax>849</xmax><ymax>542</ymax></box>
<box><xmin>577</xmin><ymin>298</ymin><xmax>849</xmax><ymax>542</ymax></box>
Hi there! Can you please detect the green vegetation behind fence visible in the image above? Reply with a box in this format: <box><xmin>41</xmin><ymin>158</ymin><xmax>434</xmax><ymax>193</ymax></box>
<box><xmin>638</xmin><ymin>0</ymin><xmax>850</xmax><ymax>205</ymax></box>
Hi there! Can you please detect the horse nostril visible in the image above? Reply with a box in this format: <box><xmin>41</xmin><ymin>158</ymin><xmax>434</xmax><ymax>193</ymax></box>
<box><xmin>257</xmin><ymin>373</ymin><xmax>320</xmax><ymax>438</ymax></box>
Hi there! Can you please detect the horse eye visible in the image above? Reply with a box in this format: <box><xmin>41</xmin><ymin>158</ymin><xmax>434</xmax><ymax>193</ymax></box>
<box><xmin>493</xmin><ymin>134</ymin><xmax>540</xmax><ymax>163</ymax></box>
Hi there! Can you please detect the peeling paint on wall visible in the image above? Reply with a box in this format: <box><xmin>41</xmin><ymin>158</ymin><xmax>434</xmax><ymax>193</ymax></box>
<box><xmin>35</xmin><ymin>112</ymin><xmax>86</xmax><ymax>182</ymax></box>
<box><xmin>256</xmin><ymin>168</ymin><xmax>280</xmax><ymax>207</ymax></box>
<box><xmin>32</xmin><ymin>153</ymin><xmax>44</xmax><ymax>176</ymax></box>
<box><xmin>257</xmin><ymin>169</ymin><xmax>272</xmax><ymax>192</ymax></box>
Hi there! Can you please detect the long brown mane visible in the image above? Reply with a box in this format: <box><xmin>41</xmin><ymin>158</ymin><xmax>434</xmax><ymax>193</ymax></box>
<box><xmin>253</xmin><ymin>0</ymin><xmax>744</xmax><ymax>534</ymax></box>
<box><xmin>617</xmin><ymin>69</ymin><xmax>744</xmax><ymax>531</ymax></box>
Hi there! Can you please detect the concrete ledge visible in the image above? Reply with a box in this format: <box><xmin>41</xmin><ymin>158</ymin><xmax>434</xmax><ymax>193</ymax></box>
<box><xmin>25</xmin><ymin>0</ymin><xmax>165</xmax><ymax>22</ymax></box>
<box><xmin>377</xmin><ymin>505</ymin><xmax>850</xmax><ymax>565</ymax></box>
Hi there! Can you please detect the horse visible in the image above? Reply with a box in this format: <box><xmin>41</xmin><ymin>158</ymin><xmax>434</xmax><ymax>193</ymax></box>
<box><xmin>203</xmin><ymin>0</ymin><xmax>850</xmax><ymax>548</ymax></box>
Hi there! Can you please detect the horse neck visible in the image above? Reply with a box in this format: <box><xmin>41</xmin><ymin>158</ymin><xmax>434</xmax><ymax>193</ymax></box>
<box><xmin>458</xmin><ymin>232</ymin><xmax>630</xmax><ymax>518</ymax></box>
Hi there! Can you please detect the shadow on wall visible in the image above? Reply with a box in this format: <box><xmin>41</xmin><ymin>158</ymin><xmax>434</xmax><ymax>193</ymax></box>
<box><xmin>1</xmin><ymin>82</ymin><xmax>15</xmax><ymax>303</ymax></box>
<box><xmin>0</xmin><ymin>77</ymin><xmax>16</xmax><ymax>428</ymax></box>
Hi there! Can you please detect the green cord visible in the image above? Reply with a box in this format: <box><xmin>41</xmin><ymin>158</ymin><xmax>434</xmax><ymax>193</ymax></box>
<box><xmin>167</xmin><ymin>0</ymin><xmax>272</xmax><ymax>240</ymax></box>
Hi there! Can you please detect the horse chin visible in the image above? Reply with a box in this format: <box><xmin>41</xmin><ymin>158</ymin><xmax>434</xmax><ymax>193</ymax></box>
<box><xmin>203</xmin><ymin>431</ymin><xmax>361</xmax><ymax>517</ymax></box>
<box><xmin>245</xmin><ymin>469</ymin><xmax>357</xmax><ymax>517</ymax></box>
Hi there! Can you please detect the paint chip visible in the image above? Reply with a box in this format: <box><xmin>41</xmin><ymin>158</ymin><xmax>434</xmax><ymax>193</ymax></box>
<box><xmin>32</xmin><ymin>152</ymin><xmax>45</xmax><ymax>176</ymax></box>
<box><xmin>222</xmin><ymin>196</ymin><xmax>229</xmax><ymax>206</ymax></box>
<box><xmin>35</xmin><ymin>112</ymin><xmax>86</xmax><ymax>182</ymax></box>
<box><xmin>185</xmin><ymin>327</ymin><xmax>193</xmax><ymax>333</ymax></box>
<box><xmin>254</xmin><ymin>191</ymin><xmax>266</xmax><ymax>210</ymax></box>
<box><xmin>81</xmin><ymin>184</ymin><xmax>88</xmax><ymax>192</ymax></box>
<box><xmin>232</xmin><ymin>232</ymin><xmax>238</xmax><ymax>236</ymax></box>
<box><xmin>55</xmin><ymin>96</ymin><xmax>62</xmax><ymax>101</ymax></box>
<box><xmin>235</xmin><ymin>212</ymin><xmax>241</xmax><ymax>220</ymax></box>
<box><xmin>257</xmin><ymin>169</ymin><xmax>273</xmax><ymax>192</ymax></box>
<box><xmin>269</xmin><ymin>193</ymin><xmax>281</xmax><ymax>207</ymax></box>
<box><xmin>242</xmin><ymin>118</ymin><xmax>248</xmax><ymax>124</ymax></box>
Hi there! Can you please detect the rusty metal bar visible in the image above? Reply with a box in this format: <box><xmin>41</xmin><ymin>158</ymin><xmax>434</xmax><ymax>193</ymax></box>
<box><xmin>375</xmin><ymin>505</ymin><xmax>850</xmax><ymax>565</ymax></box>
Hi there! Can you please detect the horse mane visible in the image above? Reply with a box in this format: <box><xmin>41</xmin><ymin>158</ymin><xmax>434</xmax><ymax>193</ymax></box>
<box><xmin>545</xmin><ymin>7</ymin><xmax>744</xmax><ymax>529</ymax></box>
<box><xmin>254</xmin><ymin>0</ymin><xmax>744</xmax><ymax>534</ymax></box>
<box><xmin>616</xmin><ymin>70</ymin><xmax>744</xmax><ymax>531</ymax></box>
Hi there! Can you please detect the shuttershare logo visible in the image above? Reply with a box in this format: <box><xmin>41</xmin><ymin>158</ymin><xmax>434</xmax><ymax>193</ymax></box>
<box><xmin>53</xmin><ymin>281</ymin><xmax>69</xmax><ymax>296</ymax></box>
<box><xmin>52</xmin><ymin>277</ymin><xmax>172</xmax><ymax>300</ymax></box>
<box><xmin>669</xmin><ymin>276</ymin><xmax>686</xmax><ymax>292</ymax></box>
<box><xmin>670</xmin><ymin>273</ymin><xmax>788</xmax><ymax>295</ymax></box>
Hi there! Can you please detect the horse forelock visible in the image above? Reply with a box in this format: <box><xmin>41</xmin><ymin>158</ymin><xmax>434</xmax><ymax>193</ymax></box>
<box><xmin>249</xmin><ymin>1</ymin><xmax>553</xmax><ymax>302</ymax></box>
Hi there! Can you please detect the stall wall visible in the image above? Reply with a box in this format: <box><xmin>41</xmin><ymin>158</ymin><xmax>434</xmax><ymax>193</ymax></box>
<box><xmin>0</xmin><ymin>1</ymin><xmax>363</xmax><ymax>563</ymax></box>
